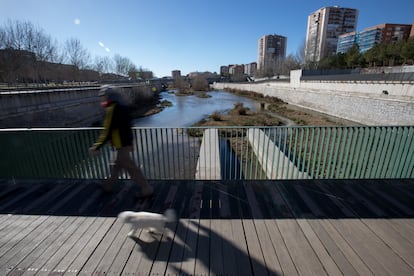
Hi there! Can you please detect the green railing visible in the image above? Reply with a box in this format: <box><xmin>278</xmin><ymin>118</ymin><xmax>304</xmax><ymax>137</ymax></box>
<box><xmin>0</xmin><ymin>126</ymin><xmax>413</xmax><ymax>180</ymax></box>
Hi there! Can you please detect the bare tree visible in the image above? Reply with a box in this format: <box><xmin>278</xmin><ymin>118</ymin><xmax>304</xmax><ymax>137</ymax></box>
<box><xmin>64</xmin><ymin>38</ymin><xmax>90</xmax><ymax>69</ymax></box>
<box><xmin>113</xmin><ymin>54</ymin><xmax>135</xmax><ymax>76</ymax></box>
<box><xmin>94</xmin><ymin>56</ymin><xmax>113</xmax><ymax>75</ymax></box>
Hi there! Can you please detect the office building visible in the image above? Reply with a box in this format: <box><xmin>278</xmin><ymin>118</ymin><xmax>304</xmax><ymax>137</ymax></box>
<box><xmin>305</xmin><ymin>6</ymin><xmax>358</xmax><ymax>63</ymax></box>
<box><xmin>337</xmin><ymin>23</ymin><xmax>412</xmax><ymax>53</ymax></box>
<box><xmin>257</xmin><ymin>34</ymin><xmax>287</xmax><ymax>72</ymax></box>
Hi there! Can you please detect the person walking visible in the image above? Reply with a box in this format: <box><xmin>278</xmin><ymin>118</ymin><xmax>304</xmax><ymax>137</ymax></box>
<box><xmin>89</xmin><ymin>85</ymin><xmax>154</xmax><ymax>198</ymax></box>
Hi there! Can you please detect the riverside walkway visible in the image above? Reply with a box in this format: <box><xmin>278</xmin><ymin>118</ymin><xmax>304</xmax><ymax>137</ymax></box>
<box><xmin>0</xmin><ymin>178</ymin><xmax>413</xmax><ymax>275</ymax></box>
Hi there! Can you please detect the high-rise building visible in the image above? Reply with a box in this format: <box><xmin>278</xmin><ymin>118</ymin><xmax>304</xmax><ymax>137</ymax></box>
<box><xmin>257</xmin><ymin>34</ymin><xmax>287</xmax><ymax>72</ymax></box>
<box><xmin>305</xmin><ymin>6</ymin><xmax>358</xmax><ymax>63</ymax></box>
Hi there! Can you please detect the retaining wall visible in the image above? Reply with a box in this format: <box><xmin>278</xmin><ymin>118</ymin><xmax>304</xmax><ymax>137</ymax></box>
<box><xmin>212</xmin><ymin>70</ymin><xmax>414</xmax><ymax>126</ymax></box>
<box><xmin>0</xmin><ymin>85</ymin><xmax>155</xmax><ymax>128</ymax></box>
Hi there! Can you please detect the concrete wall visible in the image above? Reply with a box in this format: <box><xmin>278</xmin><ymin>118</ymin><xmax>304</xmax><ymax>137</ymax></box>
<box><xmin>0</xmin><ymin>84</ymin><xmax>156</xmax><ymax>128</ymax></box>
<box><xmin>212</xmin><ymin>70</ymin><xmax>414</xmax><ymax>126</ymax></box>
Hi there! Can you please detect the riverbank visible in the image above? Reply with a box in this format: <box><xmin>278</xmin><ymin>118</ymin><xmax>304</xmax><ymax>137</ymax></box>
<box><xmin>132</xmin><ymin>89</ymin><xmax>357</xmax><ymax>127</ymax></box>
<box><xmin>191</xmin><ymin>89</ymin><xmax>352</xmax><ymax>127</ymax></box>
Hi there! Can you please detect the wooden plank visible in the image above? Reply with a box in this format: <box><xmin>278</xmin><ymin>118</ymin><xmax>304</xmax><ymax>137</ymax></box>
<box><xmin>388</xmin><ymin>219</ymin><xmax>414</xmax><ymax>243</ymax></box>
<box><xmin>209</xmin><ymin>219</ymin><xmax>224</xmax><ymax>275</ymax></box>
<box><xmin>219</xmin><ymin>220</ymin><xmax>238</xmax><ymax>275</ymax></box>
<box><xmin>133</xmin><ymin>184</ymin><xmax>179</xmax><ymax>274</ymax></box>
<box><xmin>49</xmin><ymin>217</ymin><xmax>107</xmax><ymax>274</ymax></box>
<box><xmin>242</xmin><ymin>219</ymin><xmax>267</xmax><ymax>275</ymax></box>
<box><xmin>296</xmin><ymin>219</ymin><xmax>342</xmax><ymax>275</ymax></box>
<box><xmin>178</xmin><ymin>219</ymin><xmax>200</xmax><ymax>275</ymax></box>
<box><xmin>194</xmin><ymin>219</ymin><xmax>210</xmax><ymax>275</ymax></box>
<box><xmin>276</xmin><ymin>219</ymin><xmax>327</xmax><ymax>275</ymax></box>
<box><xmin>341</xmin><ymin>185</ymin><xmax>387</xmax><ymax>217</ymax></box>
<box><xmin>307</xmin><ymin>220</ymin><xmax>360</xmax><ymax>275</ymax></box>
<box><xmin>64</xmin><ymin>218</ymin><xmax>114</xmax><ymax>275</ymax></box>
<box><xmin>254</xmin><ymin>220</ymin><xmax>282</xmax><ymax>275</ymax></box>
<box><xmin>329</xmin><ymin>219</ymin><xmax>413</xmax><ymax>275</ymax></box>
<box><xmin>230</xmin><ymin>219</ymin><xmax>253</xmax><ymax>275</ymax></box>
<box><xmin>0</xmin><ymin>216</ymin><xmax>47</xmax><ymax>260</ymax></box>
<box><xmin>0</xmin><ymin>216</ymin><xmax>40</xmax><ymax>251</ymax></box>
<box><xmin>16</xmin><ymin>216</ymin><xmax>83</xmax><ymax>275</ymax></box>
<box><xmin>148</xmin><ymin>185</ymin><xmax>180</xmax><ymax>275</ymax></box>
<box><xmin>319</xmin><ymin>219</ymin><xmax>373</xmax><ymax>275</ymax></box>
<box><xmin>117</xmin><ymin>228</ymin><xmax>145</xmax><ymax>275</ymax></box>
<box><xmin>76</xmin><ymin>218</ymin><xmax>122</xmax><ymax>275</ymax></box>
<box><xmin>0</xmin><ymin>185</ymin><xmax>41</xmax><ymax>212</ymax></box>
<box><xmin>243</xmin><ymin>182</ymin><xmax>263</xmax><ymax>219</ymax></box>
<box><xmin>264</xmin><ymin>220</ymin><xmax>298</xmax><ymax>275</ymax></box>
<box><xmin>164</xmin><ymin>219</ymin><xmax>189</xmax><ymax>275</ymax></box>
<box><xmin>362</xmin><ymin>219</ymin><xmax>414</xmax><ymax>269</ymax></box>
<box><xmin>20</xmin><ymin>184</ymin><xmax>72</xmax><ymax>213</ymax></box>
<box><xmin>179</xmin><ymin>182</ymin><xmax>203</xmax><ymax>275</ymax></box>
<box><xmin>1</xmin><ymin>217</ymin><xmax>71</xmax><ymax>272</ymax></box>
<box><xmin>293</xmin><ymin>185</ymin><xmax>325</xmax><ymax>218</ymax></box>
<box><xmin>92</xmin><ymin>221</ymin><xmax>132</xmax><ymax>274</ymax></box>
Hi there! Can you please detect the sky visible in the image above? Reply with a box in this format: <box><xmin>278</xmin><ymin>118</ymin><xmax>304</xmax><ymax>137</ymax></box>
<box><xmin>1</xmin><ymin>0</ymin><xmax>413</xmax><ymax>77</ymax></box>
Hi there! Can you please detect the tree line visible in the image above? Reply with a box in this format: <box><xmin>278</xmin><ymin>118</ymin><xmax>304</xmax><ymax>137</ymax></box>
<box><xmin>0</xmin><ymin>19</ymin><xmax>153</xmax><ymax>85</ymax></box>
<box><xmin>315</xmin><ymin>37</ymin><xmax>414</xmax><ymax>70</ymax></box>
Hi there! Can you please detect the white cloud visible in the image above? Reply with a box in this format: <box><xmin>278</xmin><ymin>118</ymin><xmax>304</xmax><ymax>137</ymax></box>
<box><xmin>105</xmin><ymin>47</ymin><xmax>111</xmax><ymax>52</ymax></box>
<box><xmin>74</xmin><ymin>18</ymin><xmax>81</xmax><ymax>25</ymax></box>
<box><xmin>99</xmin><ymin>41</ymin><xmax>105</xmax><ymax>47</ymax></box>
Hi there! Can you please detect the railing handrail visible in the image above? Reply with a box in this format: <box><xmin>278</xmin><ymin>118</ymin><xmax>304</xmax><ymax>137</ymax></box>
<box><xmin>1</xmin><ymin>126</ymin><xmax>413</xmax><ymax>180</ymax></box>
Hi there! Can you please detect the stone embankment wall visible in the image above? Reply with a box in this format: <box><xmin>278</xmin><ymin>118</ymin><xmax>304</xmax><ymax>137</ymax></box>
<box><xmin>212</xmin><ymin>70</ymin><xmax>414</xmax><ymax>126</ymax></box>
<box><xmin>0</xmin><ymin>85</ymin><xmax>155</xmax><ymax>128</ymax></box>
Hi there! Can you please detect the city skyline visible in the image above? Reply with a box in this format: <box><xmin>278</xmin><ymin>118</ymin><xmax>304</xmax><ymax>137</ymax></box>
<box><xmin>1</xmin><ymin>0</ymin><xmax>413</xmax><ymax>77</ymax></box>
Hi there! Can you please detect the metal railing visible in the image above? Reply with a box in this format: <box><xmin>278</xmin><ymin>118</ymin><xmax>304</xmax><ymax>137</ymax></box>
<box><xmin>1</xmin><ymin>126</ymin><xmax>413</xmax><ymax>180</ymax></box>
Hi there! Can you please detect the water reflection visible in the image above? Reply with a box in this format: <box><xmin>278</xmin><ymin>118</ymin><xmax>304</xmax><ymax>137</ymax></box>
<box><xmin>133</xmin><ymin>90</ymin><xmax>261</xmax><ymax>127</ymax></box>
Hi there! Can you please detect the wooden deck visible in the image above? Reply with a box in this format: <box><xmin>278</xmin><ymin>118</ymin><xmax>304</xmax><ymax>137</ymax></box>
<box><xmin>0</xmin><ymin>178</ymin><xmax>413</xmax><ymax>275</ymax></box>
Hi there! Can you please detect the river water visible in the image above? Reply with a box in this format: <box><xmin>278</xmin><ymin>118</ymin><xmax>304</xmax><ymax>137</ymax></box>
<box><xmin>133</xmin><ymin>90</ymin><xmax>263</xmax><ymax>127</ymax></box>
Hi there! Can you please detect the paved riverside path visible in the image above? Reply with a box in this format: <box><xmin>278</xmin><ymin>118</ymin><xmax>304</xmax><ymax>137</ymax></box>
<box><xmin>0</xmin><ymin>178</ymin><xmax>413</xmax><ymax>275</ymax></box>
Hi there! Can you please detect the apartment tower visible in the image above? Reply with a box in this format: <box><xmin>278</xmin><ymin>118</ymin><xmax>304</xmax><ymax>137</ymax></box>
<box><xmin>305</xmin><ymin>6</ymin><xmax>358</xmax><ymax>63</ymax></box>
<box><xmin>257</xmin><ymin>34</ymin><xmax>287</xmax><ymax>72</ymax></box>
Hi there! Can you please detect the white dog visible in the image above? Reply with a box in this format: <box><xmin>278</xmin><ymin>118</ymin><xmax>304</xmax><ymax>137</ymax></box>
<box><xmin>118</xmin><ymin>209</ymin><xmax>177</xmax><ymax>237</ymax></box>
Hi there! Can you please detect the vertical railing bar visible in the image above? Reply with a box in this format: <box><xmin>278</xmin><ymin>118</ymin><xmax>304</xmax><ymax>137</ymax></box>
<box><xmin>397</xmin><ymin>127</ymin><xmax>414</xmax><ymax>178</ymax></box>
<box><xmin>165</xmin><ymin>128</ymin><xmax>172</xmax><ymax>179</ymax></box>
<box><xmin>281</xmin><ymin>127</ymin><xmax>288</xmax><ymax>179</ymax></box>
<box><xmin>175</xmin><ymin>128</ymin><xmax>181</xmax><ymax>180</ymax></box>
<box><xmin>291</xmin><ymin>127</ymin><xmax>297</xmax><ymax>179</ymax></box>
<box><xmin>269</xmin><ymin>127</ymin><xmax>276</xmax><ymax>179</ymax></box>
<box><xmin>343</xmin><ymin>127</ymin><xmax>355</xmax><ymax>179</ymax></box>
<box><xmin>401</xmin><ymin>127</ymin><xmax>414</xmax><ymax>178</ymax></box>
<box><xmin>295</xmin><ymin>127</ymin><xmax>303</xmax><ymax>179</ymax></box>
<box><xmin>286</xmin><ymin>127</ymin><xmax>292</xmax><ymax>179</ymax></box>
<box><xmin>350</xmin><ymin>127</ymin><xmax>363</xmax><ymax>178</ymax></box>
<box><xmin>316</xmin><ymin>127</ymin><xmax>326</xmax><ymax>179</ymax></box>
<box><xmin>232</xmin><ymin>128</ymin><xmax>236</xmax><ymax>179</ymax></box>
<box><xmin>306</xmin><ymin>127</ymin><xmax>314</xmax><ymax>179</ymax></box>
<box><xmin>381</xmin><ymin>127</ymin><xmax>399</xmax><ymax>178</ymax></box>
<box><xmin>330</xmin><ymin>127</ymin><xmax>341</xmax><ymax>179</ymax></box>
<box><xmin>367</xmin><ymin>127</ymin><xmax>382</xmax><ymax>178</ymax></box>
<box><xmin>325</xmin><ymin>127</ymin><xmax>336</xmax><ymax>179</ymax></box>
<box><xmin>311</xmin><ymin>127</ymin><xmax>321</xmax><ymax>179</ymax></box>
<box><xmin>355</xmin><ymin>127</ymin><xmax>370</xmax><ymax>179</ymax></box>
<box><xmin>264</xmin><ymin>127</ymin><xmax>271</xmax><ymax>179</ymax></box>
<box><xmin>344</xmin><ymin>127</ymin><xmax>358</xmax><ymax>179</ymax></box>
<box><xmin>302</xmin><ymin>127</ymin><xmax>309</xmax><ymax>179</ymax></box>
<box><xmin>386</xmin><ymin>127</ymin><xmax>403</xmax><ymax>178</ymax></box>
<box><xmin>336</xmin><ymin>127</ymin><xmax>348</xmax><ymax>179</ymax></box>
<box><xmin>321</xmin><ymin>127</ymin><xmax>331</xmax><ymax>179</ymax></box>
<box><xmin>375</xmin><ymin>127</ymin><xmax>392</xmax><ymax>178</ymax></box>
<box><xmin>239</xmin><ymin>128</ymin><xmax>244</xmax><ymax>180</ymax></box>
<box><xmin>228</xmin><ymin>128</ymin><xmax>231</xmax><ymax>180</ymax></box>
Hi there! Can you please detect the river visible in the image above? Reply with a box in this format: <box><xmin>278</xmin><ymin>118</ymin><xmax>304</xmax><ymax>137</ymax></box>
<box><xmin>133</xmin><ymin>90</ymin><xmax>263</xmax><ymax>127</ymax></box>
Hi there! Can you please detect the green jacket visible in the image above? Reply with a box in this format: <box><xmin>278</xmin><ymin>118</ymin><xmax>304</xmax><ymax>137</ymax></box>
<box><xmin>93</xmin><ymin>102</ymin><xmax>133</xmax><ymax>150</ymax></box>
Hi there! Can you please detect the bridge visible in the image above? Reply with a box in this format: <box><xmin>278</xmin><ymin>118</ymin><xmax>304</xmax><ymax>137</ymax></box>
<box><xmin>0</xmin><ymin>126</ymin><xmax>413</xmax><ymax>274</ymax></box>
